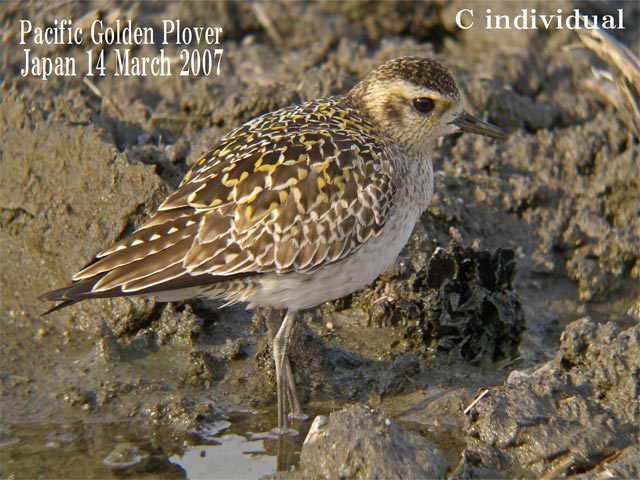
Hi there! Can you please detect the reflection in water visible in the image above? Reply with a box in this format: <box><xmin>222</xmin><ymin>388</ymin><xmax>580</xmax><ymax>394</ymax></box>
<box><xmin>171</xmin><ymin>413</ymin><xmax>313</xmax><ymax>475</ymax></box>
<box><xmin>0</xmin><ymin>421</ymin><xmax>184</xmax><ymax>479</ymax></box>
<box><xmin>1</xmin><ymin>412</ymin><xmax>313</xmax><ymax>478</ymax></box>
<box><xmin>170</xmin><ymin>434</ymin><xmax>276</xmax><ymax>479</ymax></box>
<box><xmin>276</xmin><ymin>435</ymin><xmax>300</xmax><ymax>472</ymax></box>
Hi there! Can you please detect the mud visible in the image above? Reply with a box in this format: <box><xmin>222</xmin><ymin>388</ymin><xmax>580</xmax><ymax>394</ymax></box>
<box><xmin>457</xmin><ymin>318</ymin><xmax>640</xmax><ymax>478</ymax></box>
<box><xmin>1</xmin><ymin>1</ymin><xmax>639</xmax><ymax>479</ymax></box>
<box><xmin>294</xmin><ymin>404</ymin><xmax>449</xmax><ymax>479</ymax></box>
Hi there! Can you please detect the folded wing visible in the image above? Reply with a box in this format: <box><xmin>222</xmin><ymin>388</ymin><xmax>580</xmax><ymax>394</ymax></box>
<box><xmin>41</xmin><ymin>101</ymin><xmax>396</xmax><ymax>305</ymax></box>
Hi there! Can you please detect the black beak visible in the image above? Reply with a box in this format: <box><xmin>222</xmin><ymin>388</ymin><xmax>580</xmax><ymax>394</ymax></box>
<box><xmin>451</xmin><ymin>112</ymin><xmax>507</xmax><ymax>141</ymax></box>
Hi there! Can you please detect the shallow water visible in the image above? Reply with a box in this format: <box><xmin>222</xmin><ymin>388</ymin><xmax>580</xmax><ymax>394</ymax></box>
<box><xmin>171</xmin><ymin>433</ymin><xmax>278</xmax><ymax>479</ymax></box>
<box><xmin>0</xmin><ymin>412</ymin><xmax>313</xmax><ymax>479</ymax></box>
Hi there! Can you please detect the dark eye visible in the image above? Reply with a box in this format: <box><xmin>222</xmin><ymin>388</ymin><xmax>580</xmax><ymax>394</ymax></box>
<box><xmin>413</xmin><ymin>97</ymin><xmax>435</xmax><ymax>114</ymax></box>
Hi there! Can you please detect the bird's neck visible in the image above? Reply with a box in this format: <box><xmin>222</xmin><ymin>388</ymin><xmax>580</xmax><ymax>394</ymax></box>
<box><xmin>390</xmin><ymin>146</ymin><xmax>435</xmax><ymax>213</ymax></box>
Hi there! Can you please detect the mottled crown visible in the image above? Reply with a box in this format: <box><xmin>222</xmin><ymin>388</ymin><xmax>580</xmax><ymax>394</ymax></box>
<box><xmin>349</xmin><ymin>56</ymin><xmax>460</xmax><ymax>102</ymax></box>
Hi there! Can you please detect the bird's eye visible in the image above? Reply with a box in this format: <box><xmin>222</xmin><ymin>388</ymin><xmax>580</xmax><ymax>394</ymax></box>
<box><xmin>413</xmin><ymin>97</ymin><xmax>435</xmax><ymax>114</ymax></box>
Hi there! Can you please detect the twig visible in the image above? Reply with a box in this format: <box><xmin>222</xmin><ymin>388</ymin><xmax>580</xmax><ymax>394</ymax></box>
<box><xmin>252</xmin><ymin>3</ymin><xmax>282</xmax><ymax>46</ymax></box>
<box><xmin>499</xmin><ymin>356</ymin><xmax>521</xmax><ymax>370</ymax></box>
<box><xmin>541</xmin><ymin>454</ymin><xmax>575</xmax><ymax>480</ymax></box>
<box><xmin>464</xmin><ymin>388</ymin><xmax>489</xmax><ymax>415</ymax></box>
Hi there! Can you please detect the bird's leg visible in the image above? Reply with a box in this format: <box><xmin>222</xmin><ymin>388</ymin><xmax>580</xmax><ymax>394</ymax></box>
<box><xmin>284</xmin><ymin>356</ymin><xmax>306</xmax><ymax>420</ymax></box>
<box><xmin>272</xmin><ymin>310</ymin><xmax>297</xmax><ymax>434</ymax></box>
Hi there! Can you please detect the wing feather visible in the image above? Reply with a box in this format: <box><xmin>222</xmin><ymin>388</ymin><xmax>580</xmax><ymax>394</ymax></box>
<box><xmin>182</xmin><ymin>129</ymin><xmax>395</xmax><ymax>275</ymax></box>
<box><xmin>42</xmin><ymin>99</ymin><xmax>397</xmax><ymax>305</ymax></box>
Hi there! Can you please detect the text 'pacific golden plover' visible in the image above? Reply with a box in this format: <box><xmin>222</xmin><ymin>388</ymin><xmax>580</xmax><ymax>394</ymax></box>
<box><xmin>42</xmin><ymin>56</ymin><xmax>507</xmax><ymax>434</ymax></box>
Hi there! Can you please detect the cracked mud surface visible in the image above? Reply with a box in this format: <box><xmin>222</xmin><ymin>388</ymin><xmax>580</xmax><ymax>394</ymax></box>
<box><xmin>1</xmin><ymin>1</ymin><xmax>638</xmax><ymax>478</ymax></box>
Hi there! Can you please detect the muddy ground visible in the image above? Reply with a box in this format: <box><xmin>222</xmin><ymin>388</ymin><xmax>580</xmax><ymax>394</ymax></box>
<box><xmin>1</xmin><ymin>1</ymin><xmax>639</xmax><ymax>479</ymax></box>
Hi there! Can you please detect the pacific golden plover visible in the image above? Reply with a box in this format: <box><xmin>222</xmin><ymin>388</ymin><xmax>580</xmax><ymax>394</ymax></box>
<box><xmin>41</xmin><ymin>56</ymin><xmax>507</xmax><ymax>433</ymax></box>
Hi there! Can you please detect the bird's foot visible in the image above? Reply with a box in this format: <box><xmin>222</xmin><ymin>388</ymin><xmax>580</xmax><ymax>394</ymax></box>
<box><xmin>288</xmin><ymin>411</ymin><xmax>309</xmax><ymax>421</ymax></box>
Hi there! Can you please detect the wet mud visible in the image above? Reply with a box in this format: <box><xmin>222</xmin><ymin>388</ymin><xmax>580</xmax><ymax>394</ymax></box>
<box><xmin>1</xmin><ymin>1</ymin><xmax>639</xmax><ymax>478</ymax></box>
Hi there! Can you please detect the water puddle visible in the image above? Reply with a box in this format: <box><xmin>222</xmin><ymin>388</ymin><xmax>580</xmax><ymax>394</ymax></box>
<box><xmin>171</xmin><ymin>433</ymin><xmax>276</xmax><ymax>479</ymax></box>
<box><xmin>170</xmin><ymin>413</ymin><xmax>312</xmax><ymax>478</ymax></box>
<box><xmin>0</xmin><ymin>412</ymin><xmax>313</xmax><ymax>479</ymax></box>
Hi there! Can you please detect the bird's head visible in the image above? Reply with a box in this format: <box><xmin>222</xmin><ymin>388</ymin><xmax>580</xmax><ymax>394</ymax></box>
<box><xmin>348</xmin><ymin>57</ymin><xmax>507</xmax><ymax>153</ymax></box>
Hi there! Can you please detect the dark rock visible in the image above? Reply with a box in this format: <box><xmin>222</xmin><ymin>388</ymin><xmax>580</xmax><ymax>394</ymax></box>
<box><xmin>415</xmin><ymin>243</ymin><xmax>525</xmax><ymax>364</ymax></box>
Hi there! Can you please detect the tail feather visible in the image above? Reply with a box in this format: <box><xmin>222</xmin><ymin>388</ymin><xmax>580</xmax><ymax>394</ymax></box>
<box><xmin>40</xmin><ymin>270</ymin><xmax>254</xmax><ymax>315</ymax></box>
<box><xmin>41</xmin><ymin>299</ymin><xmax>82</xmax><ymax>316</ymax></box>
<box><xmin>38</xmin><ymin>205</ymin><xmax>255</xmax><ymax>315</ymax></box>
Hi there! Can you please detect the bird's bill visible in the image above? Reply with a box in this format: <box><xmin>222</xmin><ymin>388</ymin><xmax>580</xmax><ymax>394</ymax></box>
<box><xmin>451</xmin><ymin>112</ymin><xmax>507</xmax><ymax>141</ymax></box>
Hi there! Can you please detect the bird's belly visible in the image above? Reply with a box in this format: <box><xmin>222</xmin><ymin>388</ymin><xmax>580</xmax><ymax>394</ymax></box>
<box><xmin>248</xmin><ymin>203</ymin><xmax>423</xmax><ymax>311</ymax></box>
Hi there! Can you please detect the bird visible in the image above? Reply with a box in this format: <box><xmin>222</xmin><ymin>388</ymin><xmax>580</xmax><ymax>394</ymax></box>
<box><xmin>41</xmin><ymin>56</ymin><xmax>507</xmax><ymax>434</ymax></box>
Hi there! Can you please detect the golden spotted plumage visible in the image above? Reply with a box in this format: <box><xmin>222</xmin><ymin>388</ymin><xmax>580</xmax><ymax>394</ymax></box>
<box><xmin>46</xmin><ymin>96</ymin><xmax>397</xmax><ymax>300</ymax></box>
<box><xmin>41</xmin><ymin>57</ymin><xmax>507</xmax><ymax>433</ymax></box>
